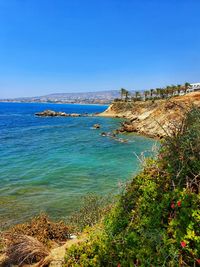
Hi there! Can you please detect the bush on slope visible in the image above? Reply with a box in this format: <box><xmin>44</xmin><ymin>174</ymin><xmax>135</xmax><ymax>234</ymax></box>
<box><xmin>65</xmin><ymin>108</ymin><xmax>200</xmax><ymax>267</ymax></box>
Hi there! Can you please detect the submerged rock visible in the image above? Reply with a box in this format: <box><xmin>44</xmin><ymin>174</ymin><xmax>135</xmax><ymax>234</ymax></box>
<box><xmin>70</xmin><ymin>113</ymin><xmax>81</xmax><ymax>117</ymax></box>
<box><xmin>35</xmin><ymin>110</ymin><xmax>57</xmax><ymax>116</ymax></box>
<box><xmin>93</xmin><ymin>124</ymin><xmax>101</xmax><ymax>129</ymax></box>
<box><xmin>100</xmin><ymin>131</ymin><xmax>128</xmax><ymax>143</ymax></box>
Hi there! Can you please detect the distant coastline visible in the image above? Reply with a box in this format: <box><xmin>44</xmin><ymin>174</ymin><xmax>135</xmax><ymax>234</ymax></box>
<box><xmin>0</xmin><ymin>90</ymin><xmax>123</xmax><ymax>105</ymax></box>
<box><xmin>0</xmin><ymin>101</ymin><xmax>108</xmax><ymax>106</ymax></box>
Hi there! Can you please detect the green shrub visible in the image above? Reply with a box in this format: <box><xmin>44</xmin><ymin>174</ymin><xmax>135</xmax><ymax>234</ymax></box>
<box><xmin>64</xmin><ymin>108</ymin><xmax>200</xmax><ymax>267</ymax></box>
<box><xmin>67</xmin><ymin>193</ymin><xmax>112</xmax><ymax>231</ymax></box>
<box><xmin>160</xmin><ymin>107</ymin><xmax>200</xmax><ymax>191</ymax></box>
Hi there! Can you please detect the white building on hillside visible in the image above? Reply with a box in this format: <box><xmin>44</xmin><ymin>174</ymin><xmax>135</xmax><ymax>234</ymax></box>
<box><xmin>187</xmin><ymin>83</ymin><xmax>200</xmax><ymax>93</ymax></box>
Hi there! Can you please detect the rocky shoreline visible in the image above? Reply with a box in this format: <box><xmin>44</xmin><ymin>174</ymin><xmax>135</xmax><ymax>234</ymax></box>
<box><xmin>98</xmin><ymin>92</ymin><xmax>200</xmax><ymax>138</ymax></box>
<box><xmin>35</xmin><ymin>92</ymin><xmax>200</xmax><ymax>139</ymax></box>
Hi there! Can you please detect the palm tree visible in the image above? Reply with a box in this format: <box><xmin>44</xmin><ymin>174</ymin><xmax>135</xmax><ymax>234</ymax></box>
<box><xmin>184</xmin><ymin>82</ymin><xmax>191</xmax><ymax>94</ymax></box>
<box><xmin>160</xmin><ymin>88</ymin><xmax>165</xmax><ymax>99</ymax></box>
<box><xmin>170</xmin><ymin>85</ymin><xmax>177</xmax><ymax>96</ymax></box>
<box><xmin>120</xmin><ymin>88</ymin><xmax>126</xmax><ymax>100</ymax></box>
<box><xmin>135</xmin><ymin>91</ymin><xmax>141</xmax><ymax>100</ymax></box>
<box><xmin>150</xmin><ymin>89</ymin><xmax>154</xmax><ymax>99</ymax></box>
<box><xmin>124</xmin><ymin>90</ymin><xmax>130</xmax><ymax>102</ymax></box>
<box><xmin>156</xmin><ymin>88</ymin><xmax>161</xmax><ymax>99</ymax></box>
<box><xmin>144</xmin><ymin>90</ymin><xmax>150</xmax><ymax>101</ymax></box>
<box><xmin>176</xmin><ymin>84</ymin><xmax>181</xmax><ymax>95</ymax></box>
<box><xmin>166</xmin><ymin>86</ymin><xmax>172</xmax><ymax>97</ymax></box>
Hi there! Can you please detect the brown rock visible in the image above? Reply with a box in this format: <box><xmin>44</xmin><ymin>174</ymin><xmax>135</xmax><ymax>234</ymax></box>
<box><xmin>93</xmin><ymin>124</ymin><xmax>101</xmax><ymax>129</ymax></box>
<box><xmin>35</xmin><ymin>110</ymin><xmax>81</xmax><ymax>117</ymax></box>
<box><xmin>70</xmin><ymin>113</ymin><xmax>81</xmax><ymax>117</ymax></box>
<box><xmin>98</xmin><ymin>92</ymin><xmax>200</xmax><ymax>138</ymax></box>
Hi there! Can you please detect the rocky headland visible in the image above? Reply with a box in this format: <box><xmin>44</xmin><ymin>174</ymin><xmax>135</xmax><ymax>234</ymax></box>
<box><xmin>99</xmin><ymin>91</ymin><xmax>200</xmax><ymax>138</ymax></box>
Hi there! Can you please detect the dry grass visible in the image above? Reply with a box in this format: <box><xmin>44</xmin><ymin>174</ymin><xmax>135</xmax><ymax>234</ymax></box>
<box><xmin>0</xmin><ymin>214</ymin><xmax>73</xmax><ymax>266</ymax></box>
<box><xmin>5</xmin><ymin>214</ymin><xmax>72</xmax><ymax>246</ymax></box>
<box><xmin>4</xmin><ymin>234</ymin><xmax>49</xmax><ymax>266</ymax></box>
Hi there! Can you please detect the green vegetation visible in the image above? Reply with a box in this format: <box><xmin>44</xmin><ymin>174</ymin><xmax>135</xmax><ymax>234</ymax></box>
<box><xmin>117</xmin><ymin>83</ymin><xmax>191</xmax><ymax>102</ymax></box>
<box><xmin>0</xmin><ymin>195</ymin><xmax>113</xmax><ymax>266</ymax></box>
<box><xmin>120</xmin><ymin>88</ymin><xmax>130</xmax><ymax>101</ymax></box>
<box><xmin>64</xmin><ymin>108</ymin><xmax>200</xmax><ymax>266</ymax></box>
<box><xmin>67</xmin><ymin>193</ymin><xmax>112</xmax><ymax>232</ymax></box>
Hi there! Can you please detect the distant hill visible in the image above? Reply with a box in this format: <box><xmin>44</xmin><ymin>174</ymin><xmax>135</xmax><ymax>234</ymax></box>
<box><xmin>41</xmin><ymin>90</ymin><xmax>121</xmax><ymax>100</ymax></box>
<box><xmin>0</xmin><ymin>90</ymin><xmax>134</xmax><ymax>104</ymax></box>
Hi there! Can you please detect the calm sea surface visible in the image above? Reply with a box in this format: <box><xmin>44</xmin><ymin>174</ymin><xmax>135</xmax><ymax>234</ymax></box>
<box><xmin>0</xmin><ymin>102</ymin><xmax>156</xmax><ymax>226</ymax></box>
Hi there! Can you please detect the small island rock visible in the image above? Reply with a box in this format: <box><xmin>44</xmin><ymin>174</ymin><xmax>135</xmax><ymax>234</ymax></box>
<box><xmin>93</xmin><ymin>124</ymin><xmax>101</xmax><ymax>129</ymax></box>
<box><xmin>35</xmin><ymin>110</ymin><xmax>81</xmax><ymax>117</ymax></box>
<box><xmin>70</xmin><ymin>113</ymin><xmax>81</xmax><ymax>117</ymax></box>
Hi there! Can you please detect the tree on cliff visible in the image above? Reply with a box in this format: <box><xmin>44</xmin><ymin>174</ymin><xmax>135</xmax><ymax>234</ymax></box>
<box><xmin>144</xmin><ymin>90</ymin><xmax>149</xmax><ymax>101</ymax></box>
<box><xmin>120</xmin><ymin>88</ymin><xmax>126</xmax><ymax>101</ymax></box>
<box><xmin>177</xmin><ymin>84</ymin><xmax>182</xmax><ymax>95</ymax></box>
<box><xmin>150</xmin><ymin>89</ymin><xmax>154</xmax><ymax>98</ymax></box>
<box><xmin>120</xmin><ymin>88</ymin><xmax>130</xmax><ymax>101</ymax></box>
<box><xmin>156</xmin><ymin>88</ymin><xmax>161</xmax><ymax>98</ymax></box>
<box><xmin>125</xmin><ymin>90</ymin><xmax>130</xmax><ymax>101</ymax></box>
<box><xmin>135</xmin><ymin>91</ymin><xmax>141</xmax><ymax>100</ymax></box>
<box><xmin>184</xmin><ymin>82</ymin><xmax>191</xmax><ymax>94</ymax></box>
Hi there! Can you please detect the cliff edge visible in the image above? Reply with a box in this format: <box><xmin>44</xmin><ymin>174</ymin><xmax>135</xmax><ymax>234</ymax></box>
<box><xmin>99</xmin><ymin>91</ymin><xmax>200</xmax><ymax>138</ymax></box>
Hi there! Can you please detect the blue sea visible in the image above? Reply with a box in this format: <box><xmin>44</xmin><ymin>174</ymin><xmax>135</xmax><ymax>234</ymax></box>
<box><xmin>0</xmin><ymin>102</ymin><xmax>156</xmax><ymax>227</ymax></box>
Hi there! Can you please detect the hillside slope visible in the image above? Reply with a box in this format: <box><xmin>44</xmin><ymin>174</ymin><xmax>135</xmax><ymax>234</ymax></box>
<box><xmin>99</xmin><ymin>92</ymin><xmax>200</xmax><ymax>138</ymax></box>
<box><xmin>64</xmin><ymin>108</ymin><xmax>200</xmax><ymax>266</ymax></box>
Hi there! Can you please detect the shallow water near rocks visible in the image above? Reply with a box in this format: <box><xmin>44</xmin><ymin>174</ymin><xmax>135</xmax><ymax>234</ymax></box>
<box><xmin>0</xmin><ymin>102</ymin><xmax>156</xmax><ymax>226</ymax></box>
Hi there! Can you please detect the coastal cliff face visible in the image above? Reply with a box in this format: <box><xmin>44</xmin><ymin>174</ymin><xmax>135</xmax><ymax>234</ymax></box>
<box><xmin>100</xmin><ymin>92</ymin><xmax>200</xmax><ymax>138</ymax></box>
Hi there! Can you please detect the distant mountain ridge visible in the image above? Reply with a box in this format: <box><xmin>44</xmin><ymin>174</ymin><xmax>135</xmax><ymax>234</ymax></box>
<box><xmin>1</xmin><ymin>90</ymin><xmax>134</xmax><ymax>104</ymax></box>
<box><xmin>41</xmin><ymin>90</ymin><xmax>120</xmax><ymax>99</ymax></box>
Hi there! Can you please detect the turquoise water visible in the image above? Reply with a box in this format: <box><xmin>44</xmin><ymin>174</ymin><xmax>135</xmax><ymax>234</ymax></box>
<box><xmin>0</xmin><ymin>102</ymin><xmax>156</xmax><ymax>226</ymax></box>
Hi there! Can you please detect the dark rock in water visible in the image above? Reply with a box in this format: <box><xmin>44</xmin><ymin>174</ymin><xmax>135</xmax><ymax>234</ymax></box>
<box><xmin>93</xmin><ymin>124</ymin><xmax>101</xmax><ymax>129</ymax></box>
<box><xmin>35</xmin><ymin>110</ymin><xmax>59</xmax><ymax>116</ymax></box>
<box><xmin>117</xmin><ymin>138</ymin><xmax>128</xmax><ymax>143</ymax></box>
<box><xmin>35</xmin><ymin>110</ymin><xmax>81</xmax><ymax>117</ymax></box>
<box><xmin>57</xmin><ymin>112</ymin><xmax>68</xmax><ymax>116</ymax></box>
<box><xmin>113</xmin><ymin>129</ymin><xmax>120</xmax><ymax>135</ymax></box>
<box><xmin>70</xmin><ymin>113</ymin><xmax>81</xmax><ymax>117</ymax></box>
<box><xmin>100</xmin><ymin>131</ymin><xmax>128</xmax><ymax>143</ymax></box>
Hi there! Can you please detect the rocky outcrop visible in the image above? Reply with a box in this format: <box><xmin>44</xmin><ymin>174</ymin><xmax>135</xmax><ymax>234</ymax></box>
<box><xmin>35</xmin><ymin>110</ymin><xmax>81</xmax><ymax>117</ymax></box>
<box><xmin>99</xmin><ymin>92</ymin><xmax>200</xmax><ymax>138</ymax></box>
<box><xmin>93</xmin><ymin>124</ymin><xmax>101</xmax><ymax>129</ymax></box>
<box><xmin>70</xmin><ymin>113</ymin><xmax>81</xmax><ymax>117</ymax></box>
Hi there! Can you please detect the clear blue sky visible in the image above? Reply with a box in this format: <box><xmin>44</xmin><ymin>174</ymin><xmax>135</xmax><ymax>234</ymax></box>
<box><xmin>0</xmin><ymin>0</ymin><xmax>200</xmax><ymax>98</ymax></box>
